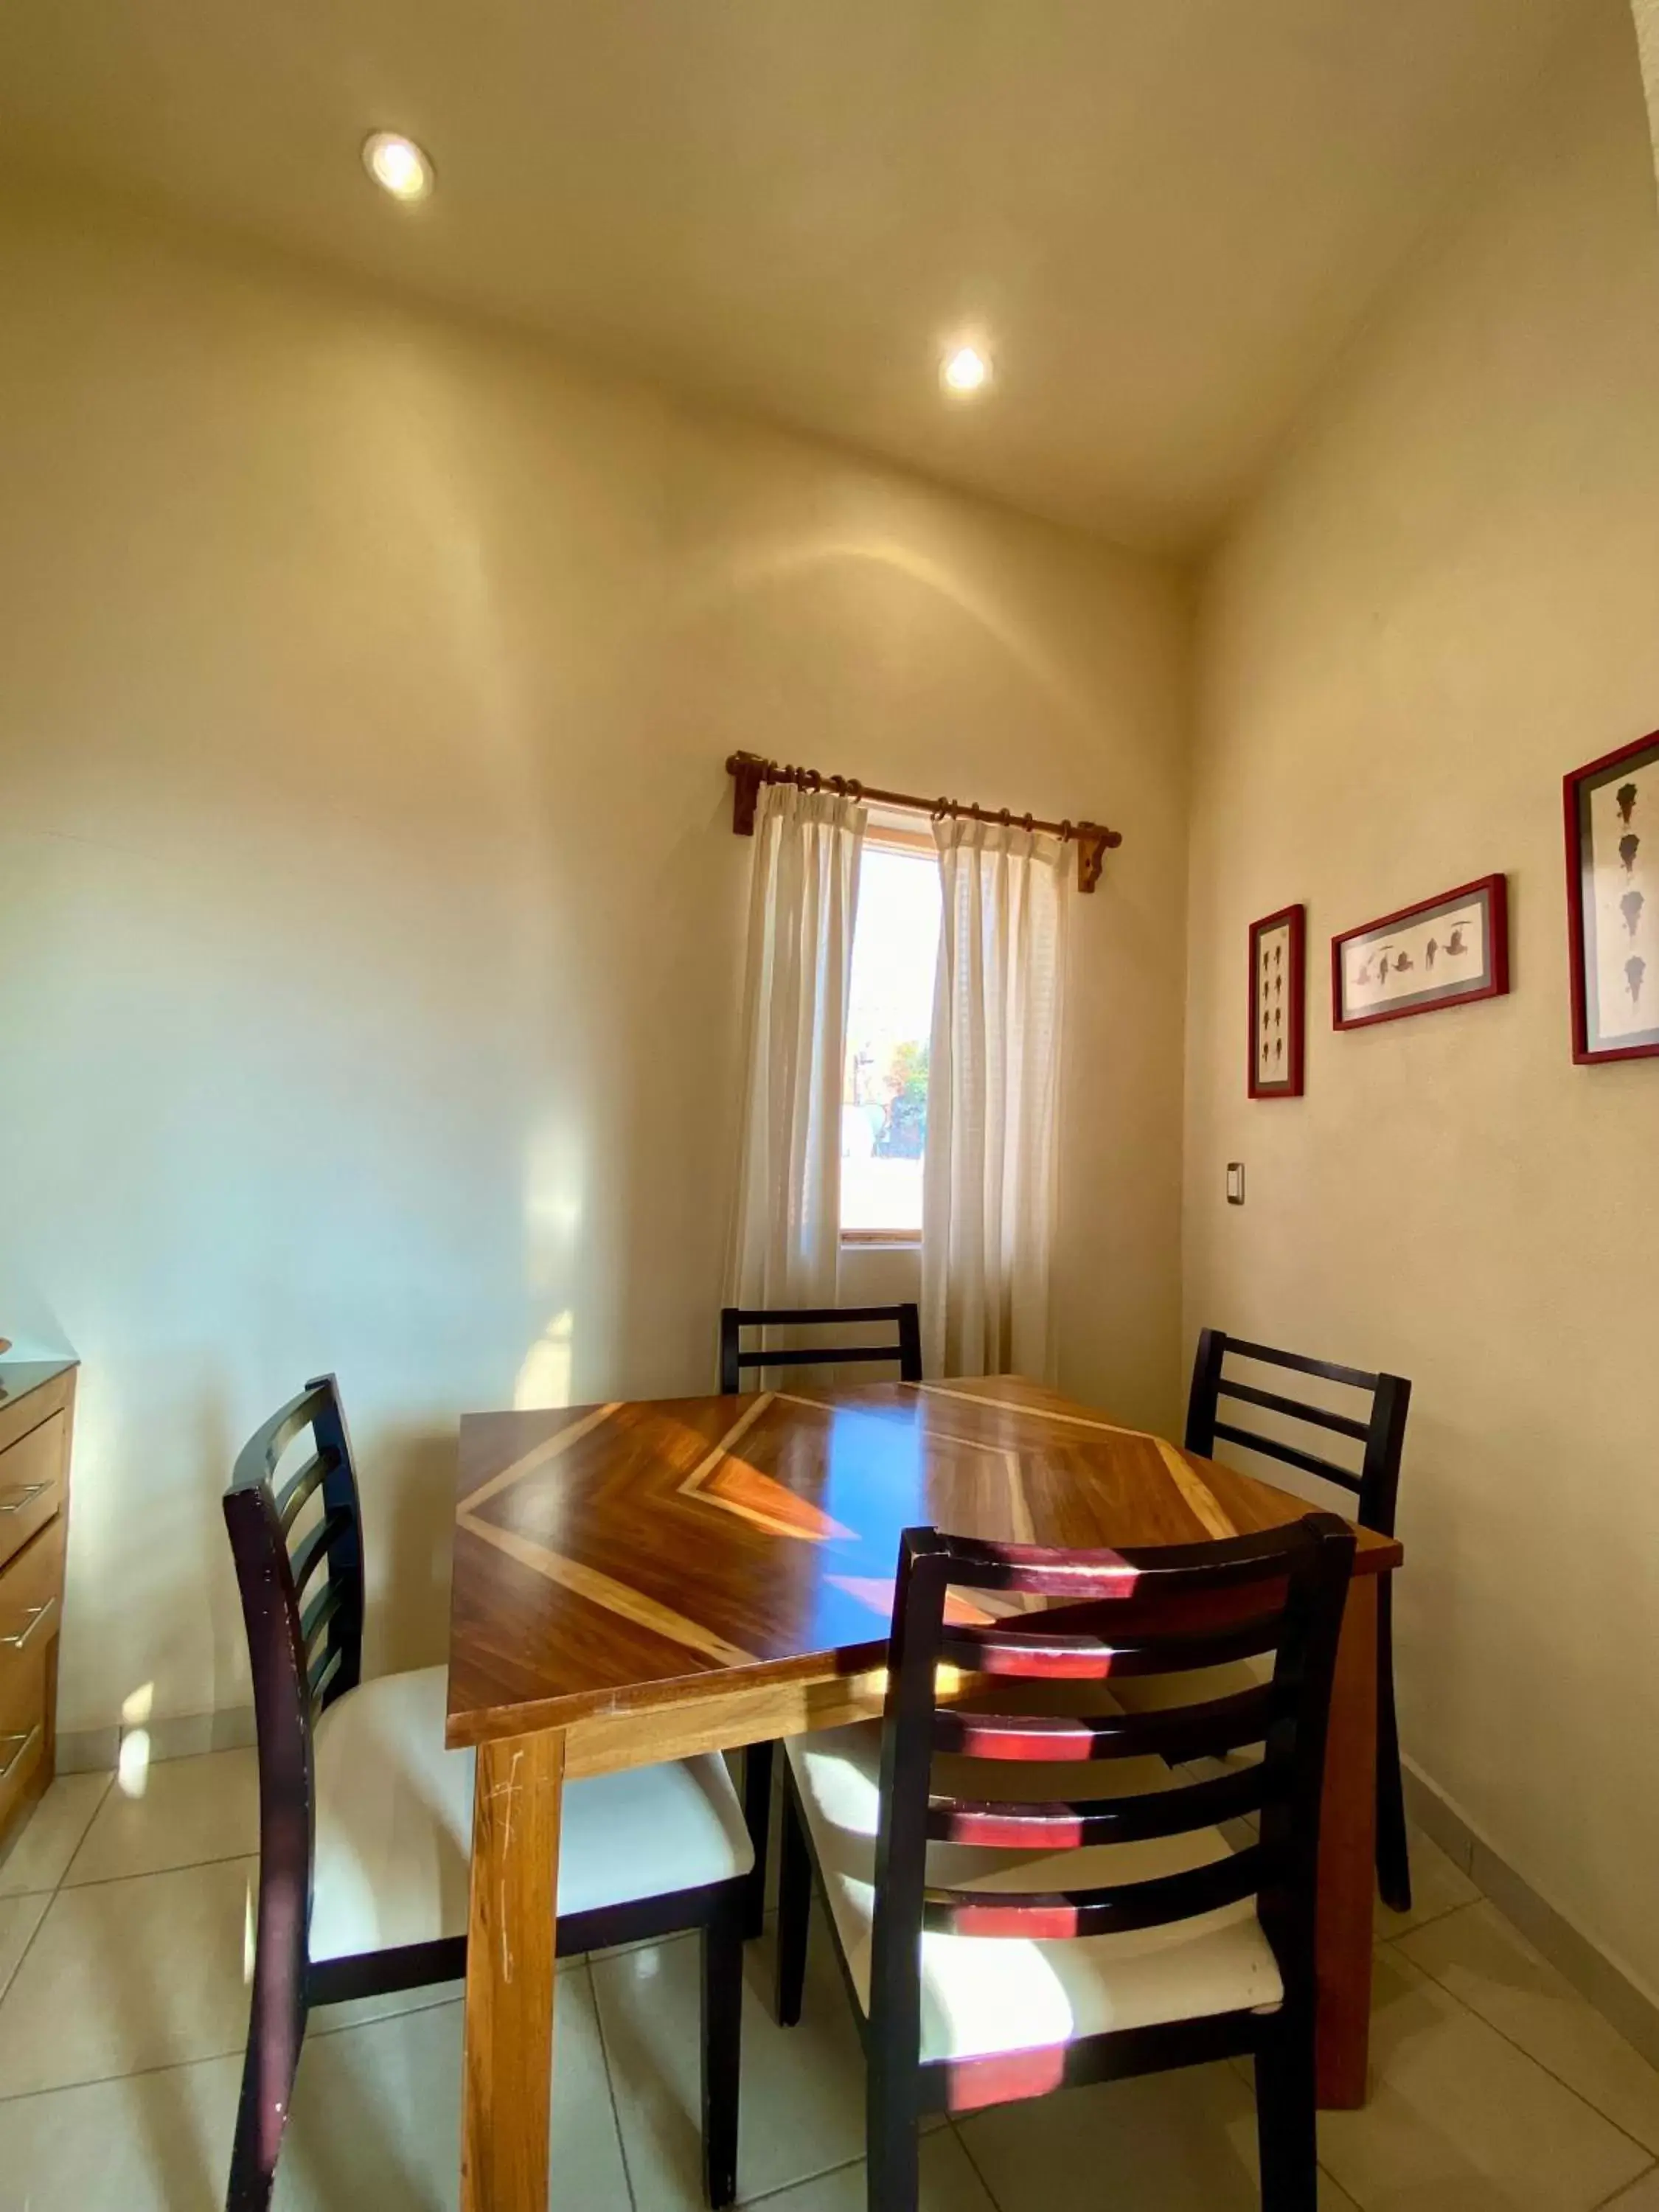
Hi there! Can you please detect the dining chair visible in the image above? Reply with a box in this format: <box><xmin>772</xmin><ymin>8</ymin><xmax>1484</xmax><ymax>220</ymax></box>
<box><xmin>223</xmin><ymin>1375</ymin><xmax>752</xmax><ymax>2212</ymax></box>
<box><xmin>719</xmin><ymin>1301</ymin><xmax>922</xmax><ymax>1935</ymax></box>
<box><xmin>718</xmin><ymin>1301</ymin><xmax>922</xmax><ymax>1396</ymax></box>
<box><xmin>774</xmin><ymin>1513</ymin><xmax>1356</xmax><ymax>2212</ymax></box>
<box><xmin>1185</xmin><ymin>1327</ymin><xmax>1413</xmax><ymax>1913</ymax></box>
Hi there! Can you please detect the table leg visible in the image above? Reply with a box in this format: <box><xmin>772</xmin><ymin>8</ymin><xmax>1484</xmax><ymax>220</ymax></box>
<box><xmin>1316</xmin><ymin>1573</ymin><xmax>1379</xmax><ymax>2109</ymax></box>
<box><xmin>461</xmin><ymin>1729</ymin><xmax>564</xmax><ymax>2212</ymax></box>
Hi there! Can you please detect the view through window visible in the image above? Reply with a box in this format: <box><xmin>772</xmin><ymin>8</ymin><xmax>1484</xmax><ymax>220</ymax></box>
<box><xmin>841</xmin><ymin>841</ymin><xmax>941</xmax><ymax>1237</ymax></box>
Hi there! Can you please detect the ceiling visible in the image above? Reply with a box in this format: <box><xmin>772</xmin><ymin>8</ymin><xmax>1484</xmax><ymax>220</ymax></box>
<box><xmin>0</xmin><ymin>0</ymin><xmax>1605</xmax><ymax>550</ymax></box>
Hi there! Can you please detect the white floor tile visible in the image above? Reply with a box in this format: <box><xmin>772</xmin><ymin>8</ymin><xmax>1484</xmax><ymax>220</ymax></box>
<box><xmin>0</xmin><ymin>1773</ymin><xmax>110</xmax><ymax>1896</ymax></box>
<box><xmin>755</xmin><ymin>2127</ymin><xmax>998</xmax><ymax>2211</ymax></box>
<box><xmin>0</xmin><ymin>2046</ymin><xmax>240</xmax><ymax>2211</ymax></box>
<box><xmin>0</xmin><ymin>1854</ymin><xmax>258</xmax><ymax>2098</ymax></box>
<box><xmin>0</xmin><ymin>1892</ymin><xmax>49</xmax><ymax>2007</ymax></box>
<box><xmin>0</xmin><ymin>1975</ymin><xmax>628</xmax><ymax>2212</ymax></box>
<box><xmin>278</xmin><ymin>1970</ymin><xmax>630</xmax><ymax>2212</ymax></box>
<box><xmin>1399</xmin><ymin>1902</ymin><xmax>1659</xmax><ymax>2157</ymax></box>
<box><xmin>63</xmin><ymin>1749</ymin><xmax>260</xmax><ymax>1886</ymax></box>
<box><xmin>1376</xmin><ymin>1826</ymin><xmax>1480</xmax><ymax>1940</ymax></box>
<box><xmin>594</xmin><ymin>1915</ymin><xmax>870</xmax><ymax>2211</ymax></box>
<box><xmin>956</xmin><ymin>2058</ymin><xmax>1357</xmax><ymax>2211</ymax></box>
<box><xmin>1318</xmin><ymin>1948</ymin><xmax>1651</xmax><ymax>2211</ymax></box>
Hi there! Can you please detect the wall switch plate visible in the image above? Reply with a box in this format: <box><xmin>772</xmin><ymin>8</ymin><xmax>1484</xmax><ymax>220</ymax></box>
<box><xmin>1226</xmin><ymin>1162</ymin><xmax>1245</xmax><ymax>1206</ymax></box>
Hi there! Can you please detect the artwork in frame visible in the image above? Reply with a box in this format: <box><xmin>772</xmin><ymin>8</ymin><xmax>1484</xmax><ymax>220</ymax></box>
<box><xmin>1332</xmin><ymin>874</ymin><xmax>1509</xmax><ymax>1030</ymax></box>
<box><xmin>1564</xmin><ymin>728</ymin><xmax>1659</xmax><ymax>1064</ymax></box>
<box><xmin>1248</xmin><ymin>903</ymin><xmax>1305</xmax><ymax>1098</ymax></box>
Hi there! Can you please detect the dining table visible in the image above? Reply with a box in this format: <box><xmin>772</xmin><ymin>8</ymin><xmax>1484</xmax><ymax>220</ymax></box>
<box><xmin>445</xmin><ymin>1373</ymin><xmax>1402</xmax><ymax>2212</ymax></box>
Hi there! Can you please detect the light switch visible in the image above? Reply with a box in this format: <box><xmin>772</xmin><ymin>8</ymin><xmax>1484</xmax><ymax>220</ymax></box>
<box><xmin>1226</xmin><ymin>1162</ymin><xmax>1245</xmax><ymax>1206</ymax></box>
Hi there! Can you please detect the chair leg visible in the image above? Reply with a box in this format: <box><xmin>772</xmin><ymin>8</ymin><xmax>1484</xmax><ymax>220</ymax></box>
<box><xmin>1254</xmin><ymin>2012</ymin><xmax>1319</xmax><ymax>2212</ymax></box>
<box><xmin>742</xmin><ymin>1739</ymin><xmax>774</xmax><ymax>1940</ymax></box>
<box><xmin>700</xmin><ymin>1884</ymin><xmax>745</xmax><ymax>2211</ymax></box>
<box><xmin>1376</xmin><ymin>1584</ymin><xmax>1412</xmax><ymax>1915</ymax></box>
<box><xmin>225</xmin><ymin>1980</ymin><xmax>307</xmax><ymax>2211</ymax></box>
<box><xmin>774</xmin><ymin>1769</ymin><xmax>812</xmax><ymax>2028</ymax></box>
<box><xmin>867</xmin><ymin>2067</ymin><xmax>921</xmax><ymax>2212</ymax></box>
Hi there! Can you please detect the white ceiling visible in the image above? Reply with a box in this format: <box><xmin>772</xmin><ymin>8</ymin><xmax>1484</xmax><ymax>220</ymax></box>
<box><xmin>0</xmin><ymin>0</ymin><xmax>1606</xmax><ymax>549</ymax></box>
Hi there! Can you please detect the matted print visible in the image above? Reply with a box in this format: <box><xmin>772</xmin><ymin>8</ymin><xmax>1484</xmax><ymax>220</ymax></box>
<box><xmin>1565</xmin><ymin>729</ymin><xmax>1659</xmax><ymax>1064</ymax></box>
<box><xmin>1249</xmin><ymin>904</ymin><xmax>1304</xmax><ymax>1098</ymax></box>
<box><xmin>1332</xmin><ymin>875</ymin><xmax>1509</xmax><ymax>1031</ymax></box>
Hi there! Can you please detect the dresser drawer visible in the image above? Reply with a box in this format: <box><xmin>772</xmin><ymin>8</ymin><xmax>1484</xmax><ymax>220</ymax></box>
<box><xmin>0</xmin><ymin>1516</ymin><xmax>63</xmax><ymax>1730</ymax></box>
<box><xmin>0</xmin><ymin>1413</ymin><xmax>65</xmax><ymax>1576</ymax></box>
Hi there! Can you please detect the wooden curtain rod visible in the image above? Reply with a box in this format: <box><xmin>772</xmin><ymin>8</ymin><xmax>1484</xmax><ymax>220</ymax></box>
<box><xmin>725</xmin><ymin>751</ymin><xmax>1123</xmax><ymax>893</ymax></box>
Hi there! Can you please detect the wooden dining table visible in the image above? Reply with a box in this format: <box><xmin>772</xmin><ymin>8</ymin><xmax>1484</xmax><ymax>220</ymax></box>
<box><xmin>445</xmin><ymin>1374</ymin><xmax>1402</xmax><ymax>2212</ymax></box>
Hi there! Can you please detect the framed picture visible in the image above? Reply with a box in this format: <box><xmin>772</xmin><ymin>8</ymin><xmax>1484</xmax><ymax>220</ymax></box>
<box><xmin>1564</xmin><ymin>728</ymin><xmax>1659</xmax><ymax>1064</ymax></box>
<box><xmin>1332</xmin><ymin>874</ymin><xmax>1509</xmax><ymax>1030</ymax></box>
<box><xmin>1249</xmin><ymin>904</ymin><xmax>1304</xmax><ymax>1098</ymax></box>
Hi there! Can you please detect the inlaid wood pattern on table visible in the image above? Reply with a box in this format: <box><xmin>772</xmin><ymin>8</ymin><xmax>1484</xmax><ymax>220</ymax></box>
<box><xmin>447</xmin><ymin>1375</ymin><xmax>1399</xmax><ymax>1752</ymax></box>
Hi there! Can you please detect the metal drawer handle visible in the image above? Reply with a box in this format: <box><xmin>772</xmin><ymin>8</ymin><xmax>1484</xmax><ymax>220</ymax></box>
<box><xmin>0</xmin><ymin>1726</ymin><xmax>41</xmax><ymax>1784</ymax></box>
<box><xmin>0</xmin><ymin>1600</ymin><xmax>55</xmax><ymax>1652</ymax></box>
<box><xmin>0</xmin><ymin>1484</ymin><xmax>49</xmax><ymax>1514</ymax></box>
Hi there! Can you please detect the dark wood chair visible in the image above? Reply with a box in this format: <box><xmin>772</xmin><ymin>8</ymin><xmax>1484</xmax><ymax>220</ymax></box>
<box><xmin>1185</xmin><ymin>1327</ymin><xmax>1413</xmax><ymax>1913</ymax></box>
<box><xmin>718</xmin><ymin>1301</ymin><xmax>922</xmax><ymax>1396</ymax></box>
<box><xmin>223</xmin><ymin>1375</ymin><xmax>751</xmax><ymax>2212</ymax></box>
<box><xmin>774</xmin><ymin>1513</ymin><xmax>1356</xmax><ymax>2212</ymax></box>
<box><xmin>719</xmin><ymin>1301</ymin><xmax>922</xmax><ymax>1935</ymax></box>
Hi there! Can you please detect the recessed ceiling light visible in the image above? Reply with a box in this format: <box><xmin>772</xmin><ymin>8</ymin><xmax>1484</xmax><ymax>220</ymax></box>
<box><xmin>362</xmin><ymin>131</ymin><xmax>434</xmax><ymax>203</ymax></box>
<box><xmin>941</xmin><ymin>344</ymin><xmax>992</xmax><ymax>396</ymax></box>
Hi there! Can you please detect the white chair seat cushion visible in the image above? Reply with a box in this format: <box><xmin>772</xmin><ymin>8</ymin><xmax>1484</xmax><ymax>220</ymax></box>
<box><xmin>308</xmin><ymin>1666</ymin><xmax>752</xmax><ymax>1964</ymax></box>
<box><xmin>785</xmin><ymin>1722</ymin><xmax>1282</xmax><ymax>2065</ymax></box>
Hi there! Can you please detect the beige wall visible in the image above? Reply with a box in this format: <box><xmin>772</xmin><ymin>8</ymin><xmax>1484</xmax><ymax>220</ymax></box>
<box><xmin>0</xmin><ymin>190</ymin><xmax>1190</xmax><ymax>1737</ymax></box>
<box><xmin>1186</xmin><ymin>5</ymin><xmax>1659</xmax><ymax>1997</ymax></box>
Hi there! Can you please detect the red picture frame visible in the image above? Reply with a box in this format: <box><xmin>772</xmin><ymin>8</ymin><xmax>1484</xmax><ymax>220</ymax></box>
<box><xmin>1248</xmin><ymin>903</ymin><xmax>1305</xmax><ymax>1098</ymax></box>
<box><xmin>1563</xmin><ymin>728</ymin><xmax>1659</xmax><ymax>1065</ymax></box>
<box><xmin>1332</xmin><ymin>874</ymin><xmax>1509</xmax><ymax>1031</ymax></box>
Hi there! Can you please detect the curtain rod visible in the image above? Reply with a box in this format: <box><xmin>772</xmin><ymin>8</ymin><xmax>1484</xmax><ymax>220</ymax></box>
<box><xmin>724</xmin><ymin>751</ymin><xmax>1122</xmax><ymax>893</ymax></box>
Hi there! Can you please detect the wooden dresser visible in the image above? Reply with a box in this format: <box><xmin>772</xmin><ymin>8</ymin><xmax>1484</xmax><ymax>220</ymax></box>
<box><xmin>0</xmin><ymin>1361</ymin><xmax>76</xmax><ymax>1852</ymax></box>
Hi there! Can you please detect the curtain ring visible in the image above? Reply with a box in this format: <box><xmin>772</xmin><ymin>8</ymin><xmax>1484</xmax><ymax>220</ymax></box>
<box><xmin>847</xmin><ymin>779</ymin><xmax>865</xmax><ymax>803</ymax></box>
<box><xmin>998</xmin><ymin>807</ymin><xmax>1012</xmax><ymax>829</ymax></box>
<box><xmin>1059</xmin><ymin>818</ymin><xmax>1074</xmax><ymax>843</ymax></box>
<box><xmin>1022</xmin><ymin>813</ymin><xmax>1034</xmax><ymax>834</ymax></box>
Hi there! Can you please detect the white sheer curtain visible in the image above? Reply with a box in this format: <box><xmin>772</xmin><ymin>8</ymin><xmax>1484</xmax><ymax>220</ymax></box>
<box><xmin>725</xmin><ymin>779</ymin><xmax>867</xmax><ymax>1325</ymax></box>
<box><xmin>922</xmin><ymin>816</ymin><xmax>1067</xmax><ymax>1380</ymax></box>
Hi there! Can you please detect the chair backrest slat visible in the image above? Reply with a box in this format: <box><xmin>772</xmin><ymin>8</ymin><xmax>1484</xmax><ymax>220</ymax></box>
<box><xmin>921</xmin><ymin>1843</ymin><xmax>1275</xmax><ymax>1940</ymax></box>
<box><xmin>309</xmin><ymin>1641</ymin><xmax>344</xmax><ymax>1708</ymax></box>
<box><xmin>932</xmin><ymin>1683</ymin><xmax>1275</xmax><ymax>1767</ymax></box>
<box><xmin>718</xmin><ymin>1302</ymin><xmax>922</xmax><ymax>1394</ymax></box>
<box><xmin>276</xmin><ymin>1450</ymin><xmax>336</xmax><ymax>1537</ymax></box>
<box><xmin>1222</xmin><ymin>1336</ymin><xmax>1377</xmax><ymax>1390</ymax></box>
<box><xmin>940</xmin><ymin>1609</ymin><xmax>1284</xmax><ymax>1682</ymax></box>
<box><xmin>299</xmin><ymin>1574</ymin><xmax>346</xmax><ymax>1653</ymax></box>
<box><xmin>1209</xmin><ymin>1422</ymin><xmax>1361</xmax><ymax>1495</ymax></box>
<box><xmin>928</xmin><ymin>1761</ymin><xmax>1267</xmax><ymax>1851</ymax></box>
<box><xmin>1217</xmin><ymin>1378</ymin><xmax>1371</xmax><ymax>1443</ymax></box>
<box><xmin>1186</xmin><ymin>1326</ymin><xmax>1412</xmax><ymax>1537</ymax></box>
<box><xmin>866</xmin><ymin>1512</ymin><xmax>1354</xmax><ymax>2067</ymax></box>
<box><xmin>291</xmin><ymin>1505</ymin><xmax>353</xmax><ymax>1601</ymax></box>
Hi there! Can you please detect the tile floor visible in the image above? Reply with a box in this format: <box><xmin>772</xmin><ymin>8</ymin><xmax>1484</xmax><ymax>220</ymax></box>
<box><xmin>0</xmin><ymin>1752</ymin><xmax>1657</xmax><ymax>2209</ymax></box>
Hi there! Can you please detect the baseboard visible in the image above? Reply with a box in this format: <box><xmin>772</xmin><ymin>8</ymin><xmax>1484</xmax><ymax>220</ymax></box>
<box><xmin>1402</xmin><ymin>1757</ymin><xmax>1659</xmax><ymax>2073</ymax></box>
<box><xmin>55</xmin><ymin>1705</ymin><xmax>256</xmax><ymax>1775</ymax></box>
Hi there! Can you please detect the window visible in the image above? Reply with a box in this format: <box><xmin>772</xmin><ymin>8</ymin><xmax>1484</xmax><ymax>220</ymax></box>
<box><xmin>841</xmin><ymin>835</ymin><xmax>941</xmax><ymax>1239</ymax></box>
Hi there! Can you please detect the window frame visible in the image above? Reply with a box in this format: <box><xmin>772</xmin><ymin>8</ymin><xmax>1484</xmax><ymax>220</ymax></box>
<box><xmin>840</xmin><ymin>820</ymin><xmax>939</xmax><ymax>1249</ymax></box>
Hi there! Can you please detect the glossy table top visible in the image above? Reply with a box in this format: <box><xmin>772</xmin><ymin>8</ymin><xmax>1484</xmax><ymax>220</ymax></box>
<box><xmin>446</xmin><ymin>1374</ymin><xmax>1401</xmax><ymax>1747</ymax></box>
